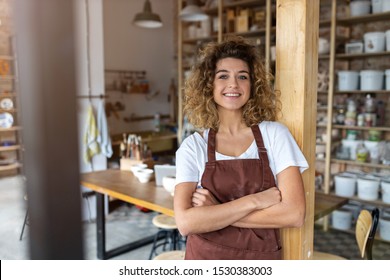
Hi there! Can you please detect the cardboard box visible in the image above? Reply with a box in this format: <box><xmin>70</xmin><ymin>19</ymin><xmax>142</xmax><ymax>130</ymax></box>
<box><xmin>236</xmin><ymin>15</ymin><xmax>249</xmax><ymax>32</ymax></box>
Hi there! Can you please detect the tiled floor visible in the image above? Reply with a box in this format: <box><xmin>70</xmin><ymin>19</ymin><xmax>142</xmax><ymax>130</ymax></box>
<box><xmin>1</xmin><ymin>175</ymin><xmax>390</xmax><ymax>260</ymax></box>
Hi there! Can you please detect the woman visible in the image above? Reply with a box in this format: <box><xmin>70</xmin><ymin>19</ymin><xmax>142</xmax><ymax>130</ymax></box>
<box><xmin>174</xmin><ymin>36</ymin><xmax>308</xmax><ymax>260</ymax></box>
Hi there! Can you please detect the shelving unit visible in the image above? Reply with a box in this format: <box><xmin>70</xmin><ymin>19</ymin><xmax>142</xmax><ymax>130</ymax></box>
<box><xmin>0</xmin><ymin>1</ymin><xmax>22</xmax><ymax>178</ymax></box>
<box><xmin>177</xmin><ymin>0</ymin><xmax>276</xmax><ymax>142</ymax></box>
<box><xmin>316</xmin><ymin>0</ymin><xmax>390</xmax><ymax>241</ymax></box>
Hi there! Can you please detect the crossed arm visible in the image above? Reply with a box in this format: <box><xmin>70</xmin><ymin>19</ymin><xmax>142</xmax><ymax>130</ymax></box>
<box><xmin>173</xmin><ymin>166</ymin><xmax>306</xmax><ymax>236</ymax></box>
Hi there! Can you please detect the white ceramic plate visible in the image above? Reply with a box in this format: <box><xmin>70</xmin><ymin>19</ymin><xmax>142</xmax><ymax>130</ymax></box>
<box><xmin>0</xmin><ymin>112</ymin><xmax>14</xmax><ymax>128</ymax></box>
<box><xmin>0</xmin><ymin>98</ymin><xmax>13</xmax><ymax>110</ymax></box>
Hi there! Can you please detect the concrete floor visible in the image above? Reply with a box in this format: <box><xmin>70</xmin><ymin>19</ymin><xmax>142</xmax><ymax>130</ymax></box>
<box><xmin>0</xmin><ymin>175</ymin><xmax>159</xmax><ymax>260</ymax></box>
<box><xmin>1</xmin><ymin>175</ymin><xmax>389</xmax><ymax>260</ymax></box>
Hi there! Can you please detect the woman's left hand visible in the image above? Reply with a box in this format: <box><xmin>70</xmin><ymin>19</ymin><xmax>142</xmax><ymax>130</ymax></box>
<box><xmin>192</xmin><ymin>188</ymin><xmax>219</xmax><ymax>207</ymax></box>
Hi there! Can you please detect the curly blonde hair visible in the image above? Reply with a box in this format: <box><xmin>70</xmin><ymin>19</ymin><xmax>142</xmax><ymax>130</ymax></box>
<box><xmin>183</xmin><ymin>36</ymin><xmax>280</xmax><ymax>130</ymax></box>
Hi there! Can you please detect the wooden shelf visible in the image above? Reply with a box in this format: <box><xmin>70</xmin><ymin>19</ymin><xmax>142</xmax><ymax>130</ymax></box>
<box><xmin>182</xmin><ymin>35</ymin><xmax>218</xmax><ymax>44</ymax></box>
<box><xmin>0</xmin><ymin>145</ymin><xmax>20</xmax><ymax>152</ymax></box>
<box><xmin>337</xmin><ymin>11</ymin><xmax>390</xmax><ymax>25</ymax></box>
<box><xmin>334</xmin><ymin>90</ymin><xmax>390</xmax><ymax>95</ymax></box>
<box><xmin>332</xmin><ymin>124</ymin><xmax>390</xmax><ymax>132</ymax></box>
<box><xmin>0</xmin><ymin>92</ymin><xmax>17</xmax><ymax>97</ymax></box>
<box><xmin>0</xmin><ymin>108</ymin><xmax>17</xmax><ymax>113</ymax></box>
<box><xmin>335</xmin><ymin>51</ymin><xmax>390</xmax><ymax>60</ymax></box>
<box><xmin>330</xmin><ymin>159</ymin><xmax>390</xmax><ymax>170</ymax></box>
<box><xmin>329</xmin><ymin>192</ymin><xmax>390</xmax><ymax>208</ymax></box>
<box><xmin>0</xmin><ymin>126</ymin><xmax>22</xmax><ymax>132</ymax></box>
<box><xmin>0</xmin><ymin>55</ymin><xmax>14</xmax><ymax>60</ymax></box>
<box><xmin>0</xmin><ymin>162</ymin><xmax>21</xmax><ymax>172</ymax></box>
<box><xmin>0</xmin><ymin>75</ymin><xmax>15</xmax><ymax>80</ymax></box>
<box><xmin>223</xmin><ymin>0</ymin><xmax>268</xmax><ymax>9</ymax></box>
<box><xmin>225</xmin><ymin>28</ymin><xmax>268</xmax><ymax>38</ymax></box>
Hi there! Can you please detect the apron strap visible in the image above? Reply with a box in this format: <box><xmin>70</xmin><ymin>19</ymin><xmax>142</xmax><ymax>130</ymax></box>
<box><xmin>207</xmin><ymin>128</ymin><xmax>217</xmax><ymax>162</ymax></box>
<box><xmin>251</xmin><ymin>125</ymin><xmax>270</xmax><ymax>163</ymax></box>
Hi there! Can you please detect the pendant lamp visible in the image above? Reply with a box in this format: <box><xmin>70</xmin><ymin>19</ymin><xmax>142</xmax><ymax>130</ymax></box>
<box><xmin>133</xmin><ymin>0</ymin><xmax>163</xmax><ymax>28</ymax></box>
<box><xmin>179</xmin><ymin>0</ymin><xmax>208</xmax><ymax>22</ymax></box>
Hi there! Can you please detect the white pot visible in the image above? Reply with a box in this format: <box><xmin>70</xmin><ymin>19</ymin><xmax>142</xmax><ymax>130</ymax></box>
<box><xmin>364</xmin><ymin>140</ymin><xmax>380</xmax><ymax>162</ymax></box>
<box><xmin>350</xmin><ymin>1</ymin><xmax>371</xmax><ymax>16</ymax></box>
<box><xmin>383</xmin><ymin>0</ymin><xmax>390</xmax><ymax>11</ymax></box>
<box><xmin>332</xmin><ymin>209</ymin><xmax>353</xmax><ymax>230</ymax></box>
<box><xmin>381</xmin><ymin>180</ymin><xmax>390</xmax><ymax>203</ymax></box>
<box><xmin>364</xmin><ymin>32</ymin><xmax>386</xmax><ymax>53</ymax></box>
<box><xmin>386</xmin><ymin>69</ymin><xmax>390</xmax><ymax>90</ymax></box>
<box><xmin>386</xmin><ymin>30</ymin><xmax>390</xmax><ymax>52</ymax></box>
<box><xmin>379</xmin><ymin>216</ymin><xmax>390</xmax><ymax>241</ymax></box>
<box><xmin>360</xmin><ymin>70</ymin><xmax>384</xmax><ymax>90</ymax></box>
<box><xmin>318</xmin><ymin>37</ymin><xmax>330</xmax><ymax>54</ymax></box>
<box><xmin>371</xmin><ymin>0</ymin><xmax>383</xmax><ymax>13</ymax></box>
<box><xmin>357</xmin><ymin>176</ymin><xmax>380</xmax><ymax>200</ymax></box>
<box><xmin>338</xmin><ymin>71</ymin><xmax>359</xmax><ymax>91</ymax></box>
<box><xmin>334</xmin><ymin>173</ymin><xmax>356</xmax><ymax>197</ymax></box>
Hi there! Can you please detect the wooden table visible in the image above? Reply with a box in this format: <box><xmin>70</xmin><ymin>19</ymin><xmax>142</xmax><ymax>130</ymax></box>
<box><xmin>81</xmin><ymin>169</ymin><xmax>174</xmax><ymax>259</ymax></box>
<box><xmin>81</xmin><ymin>169</ymin><xmax>349</xmax><ymax>259</ymax></box>
<box><xmin>314</xmin><ymin>192</ymin><xmax>349</xmax><ymax>221</ymax></box>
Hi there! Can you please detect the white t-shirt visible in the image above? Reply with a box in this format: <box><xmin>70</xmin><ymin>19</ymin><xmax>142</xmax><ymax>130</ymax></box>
<box><xmin>175</xmin><ymin>121</ymin><xmax>309</xmax><ymax>185</ymax></box>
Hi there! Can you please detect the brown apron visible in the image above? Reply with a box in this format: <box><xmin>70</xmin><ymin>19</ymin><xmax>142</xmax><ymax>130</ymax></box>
<box><xmin>185</xmin><ymin>125</ymin><xmax>282</xmax><ymax>260</ymax></box>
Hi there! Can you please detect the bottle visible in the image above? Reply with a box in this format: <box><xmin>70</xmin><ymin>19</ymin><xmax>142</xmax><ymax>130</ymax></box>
<box><xmin>356</xmin><ymin>143</ymin><xmax>368</xmax><ymax>163</ymax></box>
<box><xmin>365</xmin><ymin>94</ymin><xmax>375</xmax><ymax>113</ymax></box>
<box><xmin>120</xmin><ymin>133</ymin><xmax>127</xmax><ymax>158</ymax></box>
<box><xmin>154</xmin><ymin>113</ymin><xmax>161</xmax><ymax>132</ymax></box>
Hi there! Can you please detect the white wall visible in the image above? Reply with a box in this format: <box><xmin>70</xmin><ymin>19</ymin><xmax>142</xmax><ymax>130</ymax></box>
<box><xmin>103</xmin><ymin>0</ymin><xmax>175</xmax><ymax>134</ymax></box>
<box><xmin>74</xmin><ymin>0</ymin><xmax>107</xmax><ymax>220</ymax></box>
<box><xmin>75</xmin><ymin>0</ymin><xmax>107</xmax><ymax>173</ymax></box>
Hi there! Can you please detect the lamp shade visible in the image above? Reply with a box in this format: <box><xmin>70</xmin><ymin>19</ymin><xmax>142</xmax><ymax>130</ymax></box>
<box><xmin>133</xmin><ymin>0</ymin><xmax>163</xmax><ymax>28</ymax></box>
<box><xmin>179</xmin><ymin>0</ymin><xmax>208</xmax><ymax>22</ymax></box>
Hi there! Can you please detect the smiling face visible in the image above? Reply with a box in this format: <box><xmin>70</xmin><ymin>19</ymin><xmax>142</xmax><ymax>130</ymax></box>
<box><xmin>213</xmin><ymin>57</ymin><xmax>251</xmax><ymax>113</ymax></box>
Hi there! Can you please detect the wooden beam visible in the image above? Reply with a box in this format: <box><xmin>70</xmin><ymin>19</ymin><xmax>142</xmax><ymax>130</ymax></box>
<box><xmin>275</xmin><ymin>0</ymin><xmax>319</xmax><ymax>259</ymax></box>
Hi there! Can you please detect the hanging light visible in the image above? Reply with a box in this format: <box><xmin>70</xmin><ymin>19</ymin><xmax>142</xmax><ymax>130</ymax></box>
<box><xmin>179</xmin><ymin>0</ymin><xmax>208</xmax><ymax>22</ymax></box>
<box><xmin>133</xmin><ymin>0</ymin><xmax>163</xmax><ymax>28</ymax></box>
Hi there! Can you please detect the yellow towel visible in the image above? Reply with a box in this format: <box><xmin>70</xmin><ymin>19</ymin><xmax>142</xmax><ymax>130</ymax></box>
<box><xmin>83</xmin><ymin>104</ymin><xmax>100</xmax><ymax>164</ymax></box>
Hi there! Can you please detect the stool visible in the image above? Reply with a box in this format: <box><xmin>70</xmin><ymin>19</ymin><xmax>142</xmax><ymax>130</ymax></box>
<box><xmin>153</xmin><ymin>250</ymin><xmax>185</xmax><ymax>260</ymax></box>
<box><xmin>19</xmin><ymin>195</ymin><xmax>29</xmax><ymax>241</ymax></box>
<box><xmin>148</xmin><ymin>214</ymin><xmax>186</xmax><ymax>260</ymax></box>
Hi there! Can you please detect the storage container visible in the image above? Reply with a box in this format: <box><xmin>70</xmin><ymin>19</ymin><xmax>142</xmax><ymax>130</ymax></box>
<box><xmin>350</xmin><ymin>1</ymin><xmax>371</xmax><ymax>16</ymax></box>
<box><xmin>360</xmin><ymin>70</ymin><xmax>384</xmax><ymax>91</ymax></box>
<box><xmin>332</xmin><ymin>209</ymin><xmax>353</xmax><ymax>230</ymax></box>
<box><xmin>338</xmin><ymin>71</ymin><xmax>359</xmax><ymax>91</ymax></box>
<box><xmin>357</xmin><ymin>176</ymin><xmax>380</xmax><ymax>201</ymax></box>
<box><xmin>364</xmin><ymin>32</ymin><xmax>386</xmax><ymax>53</ymax></box>
<box><xmin>379</xmin><ymin>216</ymin><xmax>390</xmax><ymax>241</ymax></box>
<box><xmin>345</xmin><ymin>41</ymin><xmax>364</xmax><ymax>54</ymax></box>
<box><xmin>381</xmin><ymin>180</ymin><xmax>390</xmax><ymax>203</ymax></box>
<box><xmin>341</xmin><ymin>139</ymin><xmax>363</xmax><ymax>160</ymax></box>
<box><xmin>334</xmin><ymin>173</ymin><xmax>356</xmax><ymax>197</ymax></box>
<box><xmin>371</xmin><ymin>0</ymin><xmax>383</xmax><ymax>13</ymax></box>
<box><xmin>386</xmin><ymin>69</ymin><xmax>390</xmax><ymax>90</ymax></box>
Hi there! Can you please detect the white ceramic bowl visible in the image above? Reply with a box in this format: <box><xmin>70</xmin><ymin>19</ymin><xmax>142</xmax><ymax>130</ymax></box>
<box><xmin>162</xmin><ymin>175</ymin><xmax>176</xmax><ymax>196</ymax></box>
<box><xmin>135</xmin><ymin>168</ymin><xmax>154</xmax><ymax>183</ymax></box>
<box><xmin>130</xmin><ymin>163</ymin><xmax>148</xmax><ymax>173</ymax></box>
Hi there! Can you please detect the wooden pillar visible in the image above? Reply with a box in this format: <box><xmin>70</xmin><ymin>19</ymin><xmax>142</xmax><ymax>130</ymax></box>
<box><xmin>275</xmin><ymin>0</ymin><xmax>319</xmax><ymax>259</ymax></box>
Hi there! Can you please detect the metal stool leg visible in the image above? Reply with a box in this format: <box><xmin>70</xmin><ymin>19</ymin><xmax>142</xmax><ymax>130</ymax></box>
<box><xmin>19</xmin><ymin>208</ymin><xmax>29</xmax><ymax>241</ymax></box>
